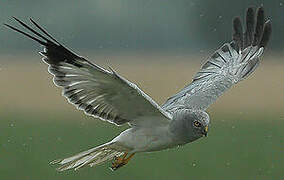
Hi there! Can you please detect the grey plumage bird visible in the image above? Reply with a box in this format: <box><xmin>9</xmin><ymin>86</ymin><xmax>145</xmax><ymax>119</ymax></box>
<box><xmin>5</xmin><ymin>7</ymin><xmax>271</xmax><ymax>171</ymax></box>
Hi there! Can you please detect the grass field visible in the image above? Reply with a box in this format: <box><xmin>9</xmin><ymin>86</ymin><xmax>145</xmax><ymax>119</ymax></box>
<box><xmin>0</xmin><ymin>113</ymin><xmax>283</xmax><ymax>180</ymax></box>
<box><xmin>0</xmin><ymin>54</ymin><xmax>283</xmax><ymax>179</ymax></box>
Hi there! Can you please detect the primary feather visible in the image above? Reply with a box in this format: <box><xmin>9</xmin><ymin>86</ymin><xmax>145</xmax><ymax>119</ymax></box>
<box><xmin>162</xmin><ymin>7</ymin><xmax>271</xmax><ymax>113</ymax></box>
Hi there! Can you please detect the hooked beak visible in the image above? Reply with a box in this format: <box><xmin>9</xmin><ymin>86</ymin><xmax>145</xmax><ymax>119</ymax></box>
<box><xmin>203</xmin><ymin>126</ymin><xmax>208</xmax><ymax>137</ymax></box>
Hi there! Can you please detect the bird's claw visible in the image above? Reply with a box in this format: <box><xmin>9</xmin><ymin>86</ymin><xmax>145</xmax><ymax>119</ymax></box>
<box><xmin>111</xmin><ymin>156</ymin><xmax>127</xmax><ymax>171</ymax></box>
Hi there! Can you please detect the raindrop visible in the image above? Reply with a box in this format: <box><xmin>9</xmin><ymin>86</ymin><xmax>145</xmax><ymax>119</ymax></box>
<box><xmin>226</xmin><ymin>162</ymin><xmax>230</xmax><ymax>166</ymax></box>
<box><xmin>200</xmin><ymin>14</ymin><xmax>204</xmax><ymax>18</ymax></box>
<box><xmin>218</xmin><ymin>15</ymin><xmax>222</xmax><ymax>19</ymax></box>
<box><xmin>232</xmin><ymin>126</ymin><xmax>235</xmax><ymax>129</ymax></box>
<box><xmin>192</xmin><ymin>163</ymin><xmax>196</xmax><ymax>167</ymax></box>
<box><xmin>10</xmin><ymin>123</ymin><xmax>14</xmax><ymax>127</ymax></box>
<box><xmin>266</xmin><ymin>135</ymin><xmax>272</xmax><ymax>138</ymax></box>
<box><xmin>280</xmin><ymin>2</ymin><xmax>283</xmax><ymax>6</ymax></box>
<box><xmin>271</xmin><ymin>163</ymin><xmax>275</xmax><ymax>169</ymax></box>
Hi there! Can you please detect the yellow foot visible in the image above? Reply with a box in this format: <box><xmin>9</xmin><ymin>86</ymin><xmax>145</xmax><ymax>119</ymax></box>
<box><xmin>110</xmin><ymin>152</ymin><xmax>135</xmax><ymax>171</ymax></box>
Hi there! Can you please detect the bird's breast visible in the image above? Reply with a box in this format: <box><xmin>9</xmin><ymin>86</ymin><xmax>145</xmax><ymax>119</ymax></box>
<box><xmin>113</xmin><ymin>126</ymin><xmax>176</xmax><ymax>153</ymax></box>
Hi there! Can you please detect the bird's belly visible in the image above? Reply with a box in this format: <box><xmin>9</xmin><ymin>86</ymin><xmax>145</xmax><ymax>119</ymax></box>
<box><xmin>112</xmin><ymin>127</ymin><xmax>175</xmax><ymax>153</ymax></box>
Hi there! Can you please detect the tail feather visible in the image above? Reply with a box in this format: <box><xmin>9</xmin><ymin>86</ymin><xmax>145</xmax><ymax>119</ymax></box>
<box><xmin>50</xmin><ymin>142</ymin><xmax>126</xmax><ymax>171</ymax></box>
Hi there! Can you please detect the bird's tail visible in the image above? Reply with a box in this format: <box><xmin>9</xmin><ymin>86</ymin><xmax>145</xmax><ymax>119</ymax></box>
<box><xmin>50</xmin><ymin>142</ymin><xmax>126</xmax><ymax>171</ymax></box>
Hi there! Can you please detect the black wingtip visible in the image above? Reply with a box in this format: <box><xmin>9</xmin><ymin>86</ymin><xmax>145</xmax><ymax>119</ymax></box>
<box><xmin>259</xmin><ymin>20</ymin><xmax>272</xmax><ymax>48</ymax></box>
<box><xmin>4</xmin><ymin>21</ymin><xmax>47</xmax><ymax>45</ymax></box>
<box><xmin>252</xmin><ymin>7</ymin><xmax>265</xmax><ymax>46</ymax></box>
<box><xmin>246</xmin><ymin>8</ymin><xmax>255</xmax><ymax>26</ymax></box>
<box><xmin>246</xmin><ymin>7</ymin><xmax>254</xmax><ymax>16</ymax></box>
<box><xmin>29</xmin><ymin>18</ymin><xmax>61</xmax><ymax>45</ymax></box>
<box><xmin>244</xmin><ymin>7</ymin><xmax>255</xmax><ymax>46</ymax></box>
<box><xmin>7</xmin><ymin>17</ymin><xmax>54</xmax><ymax>46</ymax></box>
<box><xmin>12</xmin><ymin>16</ymin><xmax>28</xmax><ymax>27</ymax></box>
<box><xmin>257</xmin><ymin>6</ymin><xmax>264</xmax><ymax>15</ymax></box>
<box><xmin>257</xmin><ymin>7</ymin><xmax>265</xmax><ymax>22</ymax></box>
<box><xmin>233</xmin><ymin>6</ymin><xmax>271</xmax><ymax>50</ymax></box>
<box><xmin>232</xmin><ymin>17</ymin><xmax>243</xmax><ymax>50</ymax></box>
<box><xmin>256</xmin><ymin>7</ymin><xmax>265</xmax><ymax>26</ymax></box>
<box><xmin>233</xmin><ymin>17</ymin><xmax>242</xmax><ymax>28</ymax></box>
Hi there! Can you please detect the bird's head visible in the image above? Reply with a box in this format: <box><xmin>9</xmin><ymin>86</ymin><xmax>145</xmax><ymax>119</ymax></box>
<box><xmin>170</xmin><ymin>110</ymin><xmax>210</xmax><ymax>143</ymax></box>
<box><xmin>191</xmin><ymin>111</ymin><xmax>210</xmax><ymax>138</ymax></box>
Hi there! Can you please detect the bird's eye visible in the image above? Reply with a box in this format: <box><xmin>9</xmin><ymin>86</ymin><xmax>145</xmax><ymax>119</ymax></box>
<box><xmin>193</xmin><ymin>121</ymin><xmax>201</xmax><ymax>127</ymax></box>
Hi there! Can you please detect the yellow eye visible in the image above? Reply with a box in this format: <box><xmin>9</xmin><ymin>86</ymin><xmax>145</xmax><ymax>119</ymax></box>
<box><xmin>194</xmin><ymin>121</ymin><xmax>201</xmax><ymax>127</ymax></box>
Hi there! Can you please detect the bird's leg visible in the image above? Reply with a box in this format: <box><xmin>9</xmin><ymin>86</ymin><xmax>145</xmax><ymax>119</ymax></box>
<box><xmin>124</xmin><ymin>153</ymin><xmax>135</xmax><ymax>163</ymax></box>
<box><xmin>111</xmin><ymin>152</ymin><xmax>135</xmax><ymax>171</ymax></box>
<box><xmin>112</xmin><ymin>152</ymin><xmax>128</xmax><ymax>166</ymax></box>
<box><xmin>111</xmin><ymin>152</ymin><xmax>128</xmax><ymax>170</ymax></box>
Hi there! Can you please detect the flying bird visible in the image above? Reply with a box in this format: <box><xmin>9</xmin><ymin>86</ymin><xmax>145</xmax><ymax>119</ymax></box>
<box><xmin>5</xmin><ymin>7</ymin><xmax>271</xmax><ymax>171</ymax></box>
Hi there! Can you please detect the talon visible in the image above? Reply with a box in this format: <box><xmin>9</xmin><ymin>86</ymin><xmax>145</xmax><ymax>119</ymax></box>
<box><xmin>110</xmin><ymin>152</ymin><xmax>135</xmax><ymax>171</ymax></box>
<box><xmin>111</xmin><ymin>162</ymin><xmax>126</xmax><ymax>171</ymax></box>
<box><xmin>114</xmin><ymin>156</ymin><xmax>120</xmax><ymax>161</ymax></box>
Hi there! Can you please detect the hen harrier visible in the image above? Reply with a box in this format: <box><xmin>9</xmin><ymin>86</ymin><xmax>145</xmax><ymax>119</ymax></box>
<box><xmin>5</xmin><ymin>7</ymin><xmax>271</xmax><ymax>171</ymax></box>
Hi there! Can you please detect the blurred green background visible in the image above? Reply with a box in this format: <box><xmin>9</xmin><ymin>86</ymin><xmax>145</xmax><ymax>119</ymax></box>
<box><xmin>0</xmin><ymin>0</ymin><xmax>283</xmax><ymax>180</ymax></box>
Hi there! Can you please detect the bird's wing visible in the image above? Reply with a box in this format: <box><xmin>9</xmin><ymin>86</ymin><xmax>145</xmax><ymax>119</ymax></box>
<box><xmin>5</xmin><ymin>18</ymin><xmax>172</xmax><ymax>127</ymax></box>
<box><xmin>162</xmin><ymin>7</ymin><xmax>271</xmax><ymax>113</ymax></box>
